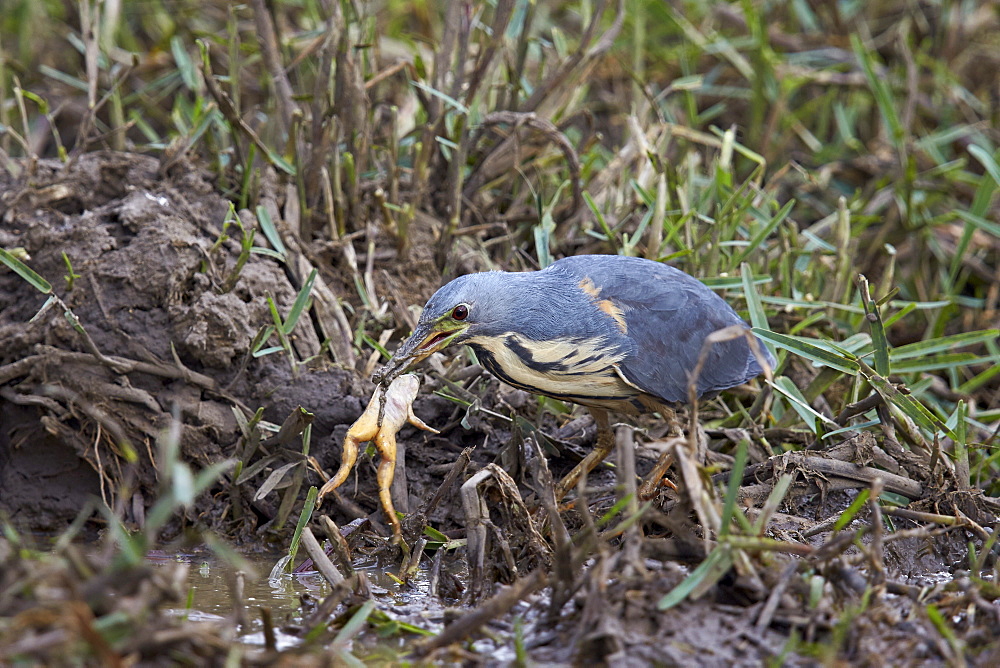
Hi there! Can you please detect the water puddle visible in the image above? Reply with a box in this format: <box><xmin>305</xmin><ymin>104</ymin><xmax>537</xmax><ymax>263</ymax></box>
<box><xmin>150</xmin><ymin>548</ymin><xmax>454</xmax><ymax>650</ymax></box>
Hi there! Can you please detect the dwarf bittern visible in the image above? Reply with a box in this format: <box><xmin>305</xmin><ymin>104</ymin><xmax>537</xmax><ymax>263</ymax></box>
<box><xmin>374</xmin><ymin>254</ymin><xmax>773</xmax><ymax>499</ymax></box>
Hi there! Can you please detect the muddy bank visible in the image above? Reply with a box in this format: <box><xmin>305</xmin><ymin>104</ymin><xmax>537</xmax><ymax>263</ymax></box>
<box><xmin>0</xmin><ymin>152</ymin><xmax>376</xmax><ymax>537</ymax></box>
<box><xmin>0</xmin><ymin>152</ymin><xmax>538</xmax><ymax>544</ymax></box>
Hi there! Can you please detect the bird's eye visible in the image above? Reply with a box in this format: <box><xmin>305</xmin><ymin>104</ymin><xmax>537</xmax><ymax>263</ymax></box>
<box><xmin>451</xmin><ymin>304</ymin><xmax>469</xmax><ymax>321</ymax></box>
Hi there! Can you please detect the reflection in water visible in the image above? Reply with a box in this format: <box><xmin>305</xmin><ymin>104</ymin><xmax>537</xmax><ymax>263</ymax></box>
<box><xmin>153</xmin><ymin>549</ymin><xmax>451</xmax><ymax>649</ymax></box>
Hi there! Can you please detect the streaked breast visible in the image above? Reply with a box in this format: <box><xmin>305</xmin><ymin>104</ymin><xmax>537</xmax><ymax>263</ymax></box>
<box><xmin>466</xmin><ymin>332</ymin><xmax>638</xmax><ymax>407</ymax></box>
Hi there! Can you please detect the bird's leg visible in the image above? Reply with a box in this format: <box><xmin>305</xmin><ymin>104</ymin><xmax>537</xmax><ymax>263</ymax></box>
<box><xmin>373</xmin><ymin>432</ymin><xmax>401</xmax><ymax>542</ymax></box>
<box><xmin>661</xmin><ymin>406</ymin><xmax>681</xmax><ymax>437</ymax></box>
<box><xmin>637</xmin><ymin>406</ymin><xmax>681</xmax><ymax>499</ymax></box>
<box><xmin>637</xmin><ymin>450</ymin><xmax>677</xmax><ymax>500</ymax></box>
<box><xmin>554</xmin><ymin>408</ymin><xmax>614</xmax><ymax>501</ymax></box>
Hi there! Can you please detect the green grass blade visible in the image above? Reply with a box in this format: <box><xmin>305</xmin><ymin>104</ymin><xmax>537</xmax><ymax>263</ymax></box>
<box><xmin>952</xmin><ymin>401</ymin><xmax>969</xmax><ymax>489</ymax></box>
<box><xmin>657</xmin><ymin>547</ymin><xmax>733</xmax><ymax>610</ymax></box>
<box><xmin>702</xmin><ymin>275</ymin><xmax>773</xmax><ymax>290</ymax></box>
<box><xmin>39</xmin><ymin>64</ymin><xmax>89</xmax><ymax>92</ymax></box>
<box><xmin>283</xmin><ymin>268</ymin><xmax>317</xmax><ymax>335</ymax></box>
<box><xmin>882</xmin><ymin>301</ymin><xmax>917</xmax><ymax>329</ymax></box>
<box><xmin>832</xmin><ymin>488</ymin><xmax>870</xmax><ymax>531</ymax></box>
<box><xmin>851</xmin><ymin>34</ymin><xmax>903</xmax><ymax>150</ymax></box>
<box><xmin>192</xmin><ymin>459</ymin><xmax>237</xmax><ymax>498</ymax></box>
<box><xmin>858</xmin><ymin>360</ymin><xmax>957</xmax><ymax>440</ymax></box>
<box><xmin>859</xmin><ymin>277</ymin><xmax>891</xmax><ymax>376</ymax></box>
<box><xmin>584</xmin><ymin>192</ymin><xmax>618</xmax><ymax>248</ymax></box>
<box><xmin>534</xmin><ymin>209</ymin><xmax>556</xmax><ymax>269</ymax></box>
<box><xmin>740</xmin><ymin>262</ymin><xmax>774</xmax><ymax>360</ymax></box>
<box><xmin>720</xmin><ymin>439</ymin><xmax>749</xmax><ymax>537</ymax></box>
<box><xmin>958</xmin><ymin>363</ymin><xmax>1000</xmax><ymax>395</ymax></box>
<box><xmin>0</xmin><ymin>248</ymin><xmax>53</xmax><ymax>294</ymax></box>
<box><xmin>170</xmin><ymin>35</ymin><xmax>198</xmax><ymax>90</ymax></box>
<box><xmin>410</xmin><ymin>80</ymin><xmax>470</xmax><ymax>114</ymax></box>
<box><xmin>752</xmin><ymin>473</ymin><xmax>793</xmax><ymax>535</ymax></box>
<box><xmin>752</xmin><ymin>329</ymin><xmax>859</xmax><ymax>374</ymax></box>
<box><xmin>250</xmin><ymin>247</ymin><xmax>286</xmax><ymax>260</ymax></box>
<box><xmin>771</xmin><ymin>377</ymin><xmax>837</xmax><ymax>432</ymax></box>
<box><xmin>285</xmin><ymin>485</ymin><xmax>319</xmax><ymax>572</ymax></box>
<box><xmin>889</xmin><ymin>330</ymin><xmax>999</xmax><ymax>360</ymax></box>
<box><xmin>954</xmin><ymin>210</ymin><xmax>1000</xmax><ymax>238</ymax></box>
<box><xmin>333</xmin><ymin>600</ymin><xmax>377</xmax><ymax>645</ymax></box>
<box><xmin>733</xmin><ymin>199</ymin><xmax>793</xmax><ymax>266</ymax></box>
<box><xmin>256</xmin><ymin>205</ymin><xmax>287</xmax><ymax>260</ymax></box>
<box><xmin>822</xmin><ymin>419</ymin><xmax>881</xmax><ymax>440</ymax></box>
<box><xmin>891</xmin><ymin>352</ymin><xmax>989</xmax><ymax>374</ymax></box>
<box><xmin>968</xmin><ymin>144</ymin><xmax>1000</xmax><ymax>185</ymax></box>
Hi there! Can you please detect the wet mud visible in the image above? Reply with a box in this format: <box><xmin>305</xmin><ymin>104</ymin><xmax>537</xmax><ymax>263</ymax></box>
<box><xmin>0</xmin><ymin>153</ymin><xmax>360</xmax><ymax>533</ymax></box>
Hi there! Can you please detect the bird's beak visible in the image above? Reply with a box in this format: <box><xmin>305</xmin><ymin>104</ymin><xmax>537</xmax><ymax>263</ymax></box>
<box><xmin>372</xmin><ymin>321</ymin><xmax>468</xmax><ymax>386</ymax></box>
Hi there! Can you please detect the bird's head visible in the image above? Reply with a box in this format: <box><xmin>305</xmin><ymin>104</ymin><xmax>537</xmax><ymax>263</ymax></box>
<box><xmin>372</xmin><ymin>272</ymin><xmax>510</xmax><ymax>386</ymax></box>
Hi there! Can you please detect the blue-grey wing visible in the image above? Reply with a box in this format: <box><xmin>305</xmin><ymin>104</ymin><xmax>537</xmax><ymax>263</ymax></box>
<box><xmin>549</xmin><ymin>255</ymin><xmax>771</xmax><ymax>404</ymax></box>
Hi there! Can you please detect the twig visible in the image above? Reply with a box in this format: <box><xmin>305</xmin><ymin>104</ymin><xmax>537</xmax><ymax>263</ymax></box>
<box><xmin>755</xmin><ymin>560</ymin><xmax>798</xmax><ymax>633</ymax></box>
<box><xmin>412</xmin><ymin>569</ymin><xmax>548</xmax><ymax>657</ymax></box>
<box><xmin>232</xmin><ymin>571</ymin><xmax>249</xmax><ymax>627</ymax></box>
<box><xmin>301</xmin><ymin>527</ymin><xmax>345</xmax><ymax>586</ymax></box>
<box><xmin>460</xmin><ymin>468</ymin><xmax>494</xmax><ymax>599</ymax></box>
<box><xmin>615</xmin><ymin>426</ymin><xmax>644</xmax><ymax>573</ymax></box>
<box><xmin>528</xmin><ymin>438</ymin><xmax>574</xmax><ymax>617</ymax></box>
<box><xmin>867</xmin><ymin>478</ymin><xmax>885</xmax><ymax>589</ymax></box>
<box><xmin>463</xmin><ymin>111</ymin><xmax>584</xmax><ymax>221</ymax></box>
<box><xmin>883</xmin><ymin>506</ymin><xmax>962</xmax><ymax>526</ymax></box>
<box><xmin>259</xmin><ymin>607</ymin><xmax>276</xmax><ymax>652</ymax></box>
<box><xmin>403</xmin><ymin>447</ymin><xmax>473</xmax><ymax>539</ymax></box>
<box><xmin>834</xmin><ymin>393</ymin><xmax>884</xmax><ymax>426</ymax></box>
<box><xmin>320</xmin><ymin>515</ymin><xmax>355</xmax><ymax>576</ymax></box>
<box><xmin>463</xmin><ymin>0</ymin><xmax>516</xmax><ymax>104</ymax></box>
<box><xmin>249</xmin><ymin>0</ymin><xmax>297</xmax><ymax>134</ymax></box>
<box><xmin>716</xmin><ymin>450</ymin><xmax>924</xmax><ymax>500</ymax></box>
<box><xmin>521</xmin><ymin>0</ymin><xmax>624</xmax><ymax>113</ymax></box>
<box><xmin>201</xmin><ymin>55</ymin><xmax>288</xmax><ymax>173</ymax></box>
<box><xmin>428</xmin><ymin>548</ymin><xmax>444</xmax><ymax>598</ymax></box>
<box><xmin>42</xmin><ymin>385</ymin><xmax>132</xmax><ymax>456</ymax></box>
